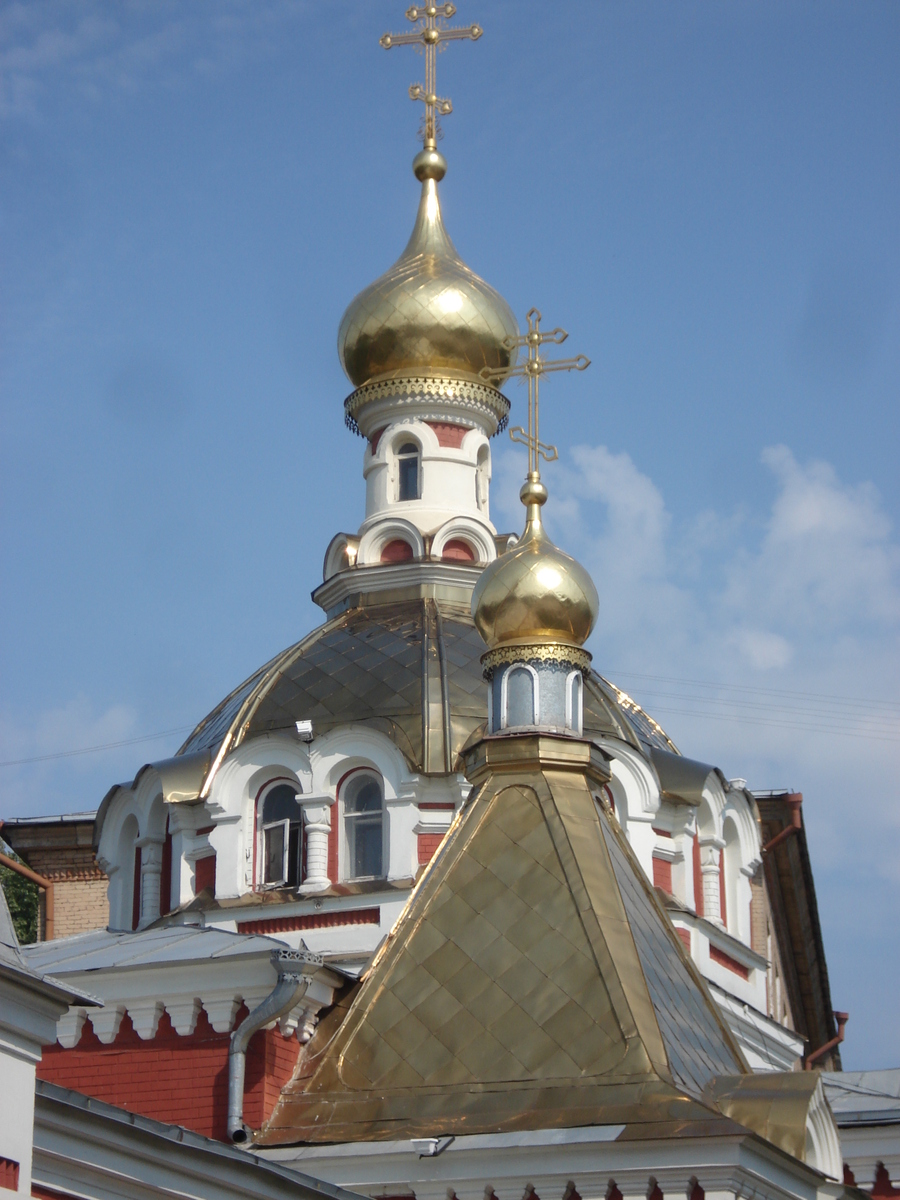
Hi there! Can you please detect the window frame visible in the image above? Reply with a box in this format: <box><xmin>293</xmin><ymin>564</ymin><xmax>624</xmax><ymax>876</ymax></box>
<box><xmin>340</xmin><ymin>768</ymin><xmax>386</xmax><ymax>882</ymax></box>
<box><xmin>256</xmin><ymin>777</ymin><xmax>304</xmax><ymax>891</ymax></box>
<box><xmin>396</xmin><ymin>441</ymin><xmax>420</xmax><ymax>502</ymax></box>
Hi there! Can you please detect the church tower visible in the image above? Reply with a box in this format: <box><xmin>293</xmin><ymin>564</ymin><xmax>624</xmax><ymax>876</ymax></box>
<box><xmin>320</xmin><ymin>10</ymin><xmax>516</xmax><ymax>602</ymax></box>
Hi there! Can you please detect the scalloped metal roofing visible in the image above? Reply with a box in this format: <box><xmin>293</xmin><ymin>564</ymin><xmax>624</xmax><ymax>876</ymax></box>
<box><xmin>175</xmin><ymin>597</ymin><xmax>678</xmax><ymax>795</ymax></box>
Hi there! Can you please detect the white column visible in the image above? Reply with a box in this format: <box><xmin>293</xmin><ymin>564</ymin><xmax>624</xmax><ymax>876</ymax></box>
<box><xmin>298</xmin><ymin>798</ymin><xmax>332</xmax><ymax>894</ymax></box>
<box><xmin>700</xmin><ymin>838</ymin><xmax>725</xmax><ymax>927</ymax></box>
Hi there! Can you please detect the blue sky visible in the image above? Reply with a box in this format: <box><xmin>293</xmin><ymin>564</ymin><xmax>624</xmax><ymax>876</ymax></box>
<box><xmin>1</xmin><ymin>1</ymin><xmax>898</xmax><ymax>1067</ymax></box>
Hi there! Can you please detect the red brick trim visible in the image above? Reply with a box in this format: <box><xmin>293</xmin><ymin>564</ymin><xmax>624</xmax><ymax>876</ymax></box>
<box><xmin>417</xmin><ymin>833</ymin><xmax>444</xmax><ymax>866</ymax></box>
<box><xmin>652</xmin><ymin>856</ymin><xmax>672</xmax><ymax>894</ymax></box>
<box><xmin>709</xmin><ymin>944</ymin><xmax>749</xmax><ymax>980</ymax></box>
<box><xmin>426</xmin><ymin>422</ymin><xmax>472</xmax><ymax>448</ymax></box>
<box><xmin>0</xmin><ymin>1157</ymin><xmax>19</xmax><ymax>1190</ymax></box>
<box><xmin>675</xmin><ymin>927</ymin><xmax>692</xmax><ymax>952</ymax></box>
<box><xmin>238</xmin><ymin>908</ymin><xmax>380</xmax><ymax>934</ymax></box>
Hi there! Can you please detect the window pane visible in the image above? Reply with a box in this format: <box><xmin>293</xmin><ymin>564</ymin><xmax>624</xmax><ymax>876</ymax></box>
<box><xmin>264</xmin><ymin>823</ymin><xmax>286</xmax><ymax>884</ymax></box>
<box><xmin>263</xmin><ymin>783</ymin><xmax>302</xmax><ymax>823</ymax></box>
<box><xmin>398</xmin><ymin>454</ymin><xmax>419</xmax><ymax>501</ymax></box>
<box><xmin>346</xmin><ymin>778</ymin><xmax>382</xmax><ymax>813</ymax></box>
<box><xmin>354</xmin><ymin>817</ymin><xmax>383</xmax><ymax>878</ymax></box>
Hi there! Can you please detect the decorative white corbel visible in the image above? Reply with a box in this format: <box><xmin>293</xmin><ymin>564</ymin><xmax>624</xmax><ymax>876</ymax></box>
<box><xmin>57</xmin><ymin>1007</ymin><xmax>88</xmax><ymax>1049</ymax></box>
<box><xmin>128</xmin><ymin>999</ymin><xmax>164</xmax><ymax>1040</ymax></box>
<box><xmin>164</xmin><ymin>996</ymin><xmax>202</xmax><ymax>1037</ymax></box>
<box><xmin>89</xmin><ymin>1005</ymin><xmax>126</xmax><ymax>1045</ymax></box>
<box><xmin>202</xmin><ymin>996</ymin><xmax>242</xmax><ymax>1033</ymax></box>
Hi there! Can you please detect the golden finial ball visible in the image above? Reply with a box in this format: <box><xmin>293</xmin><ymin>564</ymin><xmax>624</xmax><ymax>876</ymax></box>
<box><xmin>412</xmin><ymin>147</ymin><xmax>447</xmax><ymax>181</ymax></box>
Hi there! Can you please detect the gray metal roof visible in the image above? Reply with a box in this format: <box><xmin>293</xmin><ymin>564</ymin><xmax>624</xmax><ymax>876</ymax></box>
<box><xmin>0</xmin><ymin>888</ymin><xmax>98</xmax><ymax>1005</ymax></box>
<box><xmin>36</xmin><ymin>1080</ymin><xmax>370</xmax><ymax>1200</ymax></box>
<box><xmin>21</xmin><ymin>923</ymin><xmax>288</xmax><ymax>976</ymax></box>
<box><xmin>175</xmin><ymin>597</ymin><xmax>678</xmax><ymax>794</ymax></box>
<box><xmin>2</xmin><ymin>811</ymin><xmax>97</xmax><ymax>826</ymax></box>
<box><xmin>823</xmin><ymin>1069</ymin><xmax>900</xmax><ymax>1126</ymax></box>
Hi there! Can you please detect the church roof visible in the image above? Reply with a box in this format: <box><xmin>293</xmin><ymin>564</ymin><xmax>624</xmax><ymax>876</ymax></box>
<box><xmin>175</xmin><ymin>595</ymin><xmax>678</xmax><ymax>793</ymax></box>
<box><xmin>256</xmin><ymin>734</ymin><xmax>746</xmax><ymax>1147</ymax></box>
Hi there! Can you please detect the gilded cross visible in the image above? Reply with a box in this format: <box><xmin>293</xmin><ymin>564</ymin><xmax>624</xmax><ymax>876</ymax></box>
<box><xmin>481</xmin><ymin>308</ymin><xmax>590</xmax><ymax>478</ymax></box>
<box><xmin>380</xmin><ymin>4</ymin><xmax>483</xmax><ymax>147</ymax></box>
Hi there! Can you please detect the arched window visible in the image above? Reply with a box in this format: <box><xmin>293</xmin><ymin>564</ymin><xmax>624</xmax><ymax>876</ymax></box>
<box><xmin>343</xmin><ymin>771</ymin><xmax>384</xmax><ymax>879</ymax></box>
<box><xmin>259</xmin><ymin>781</ymin><xmax>304</xmax><ymax>888</ymax></box>
<box><xmin>504</xmin><ymin>665</ymin><xmax>536</xmax><ymax>728</ymax></box>
<box><xmin>397</xmin><ymin>442</ymin><xmax>420</xmax><ymax>501</ymax></box>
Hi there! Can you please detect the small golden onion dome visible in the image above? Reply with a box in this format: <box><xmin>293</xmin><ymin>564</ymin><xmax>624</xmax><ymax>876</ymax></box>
<box><xmin>472</xmin><ymin>477</ymin><xmax>600</xmax><ymax>651</ymax></box>
<box><xmin>338</xmin><ymin>153</ymin><xmax>519</xmax><ymax>388</ymax></box>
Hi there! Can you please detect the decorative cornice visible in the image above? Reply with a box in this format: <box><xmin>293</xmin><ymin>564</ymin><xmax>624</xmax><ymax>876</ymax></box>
<box><xmin>344</xmin><ymin>374</ymin><xmax>510</xmax><ymax>437</ymax></box>
<box><xmin>312</xmin><ymin>559</ymin><xmax>482</xmax><ymax>618</ymax></box>
<box><xmin>482</xmin><ymin>642</ymin><xmax>592</xmax><ymax>677</ymax></box>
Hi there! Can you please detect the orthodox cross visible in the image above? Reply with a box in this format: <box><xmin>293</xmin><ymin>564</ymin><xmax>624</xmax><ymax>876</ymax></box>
<box><xmin>481</xmin><ymin>308</ymin><xmax>590</xmax><ymax>478</ymax></box>
<box><xmin>380</xmin><ymin>4</ymin><xmax>483</xmax><ymax>147</ymax></box>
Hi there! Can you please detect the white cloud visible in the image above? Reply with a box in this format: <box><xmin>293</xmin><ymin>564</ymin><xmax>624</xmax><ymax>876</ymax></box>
<box><xmin>0</xmin><ymin>1</ymin><xmax>309</xmax><ymax>119</ymax></box>
<box><xmin>493</xmin><ymin>438</ymin><xmax>900</xmax><ymax>859</ymax></box>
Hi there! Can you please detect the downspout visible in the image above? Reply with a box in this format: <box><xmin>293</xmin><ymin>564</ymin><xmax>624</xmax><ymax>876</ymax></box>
<box><xmin>0</xmin><ymin>850</ymin><xmax>54</xmax><ymax>941</ymax></box>
<box><xmin>228</xmin><ymin>948</ymin><xmax>323</xmax><ymax>1143</ymax></box>
<box><xmin>805</xmin><ymin>1011</ymin><xmax>849</xmax><ymax>1070</ymax></box>
<box><xmin>761</xmin><ymin>792</ymin><xmax>803</xmax><ymax>855</ymax></box>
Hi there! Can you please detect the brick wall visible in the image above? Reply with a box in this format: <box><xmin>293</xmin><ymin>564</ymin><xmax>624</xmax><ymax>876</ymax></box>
<box><xmin>37</xmin><ymin>1005</ymin><xmax>299</xmax><ymax>1141</ymax></box>
<box><xmin>417</xmin><ymin>832</ymin><xmax>445</xmax><ymax>866</ymax></box>
<box><xmin>3</xmin><ymin>820</ymin><xmax>109</xmax><ymax>940</ymax></box>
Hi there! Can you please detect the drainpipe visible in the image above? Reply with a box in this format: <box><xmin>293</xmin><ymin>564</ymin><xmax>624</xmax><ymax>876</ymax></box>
<box><xmin>0</xmin><ymin>850</ymin><xmax>54</xmax><ymax>941</ymax></box>
<box><xmin>762</xmin><ymin>793</ymin><xmax>803</xmax><ymax>855</ymax></box>
<box><xmin>228</xmin><ymin>948</ymin><xmax>323</xmax><ymax>1143</ymax></box>
<box><xmin>805</xmin><ymin>1011</ymin><xmax>849</xmax><ymax>1070</ymax></box>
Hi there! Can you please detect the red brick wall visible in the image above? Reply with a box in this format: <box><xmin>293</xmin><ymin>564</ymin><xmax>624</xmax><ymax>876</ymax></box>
<box><xmin>0</xmin><ymin>1157</ymin><xmax>19</xmax><ymax>1190</ymax></box>
<box><xmin>238</xmin><ymin>909</ymin><xmax>380</xmax><ymax>934</ymax></box>
<box><xmin>36</xmin><ymin>1006</ymin><xmax>299</xmax><ymax>1141</ymax></box>
<box><xmin>709</xmin><ymin>944</ymin><xmax>749</xmax><ymax>980</ymax></box>
<box><xmin>417</xmin><ymin>832</ymin><xmax>445</xmax><ymax>866</ymax></box>
<box><xmin>652</xmin><ymin>856</ymin><xmax>672</xmax><ymax>894</ymax></box>
<box><xmin>426</xmin><ymin>422</ymin><xmax>472</xmax><ymax>448</ymax></box>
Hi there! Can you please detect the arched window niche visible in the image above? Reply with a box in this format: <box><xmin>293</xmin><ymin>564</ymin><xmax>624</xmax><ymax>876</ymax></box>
<box><xmin>565</xmin><ymin>670</ymin><xmax>583</xmax><ymax>733</ymax></box>
<box><xmin>258</xmin><ymin>779</ymin><xmax>304</xmax><ymax>889</ymax></box>
<box><xmin>342</xmin><ymin>770</ymin><xmax>385</xmax><ymax>880</ymax></box>
<box><xmin>396</xmin><ymin>441</ymin><xmax>420</xmax><ymax>502</ymax></box>
<box><xmin>475</xmin><ymin>443</ymin><xmax>490</xmax><ymax>513</ymax></box>
<box><xmin>502</xmin><ymin>665</ymin><xmax>538</xmax><ymax>728</ymax></box>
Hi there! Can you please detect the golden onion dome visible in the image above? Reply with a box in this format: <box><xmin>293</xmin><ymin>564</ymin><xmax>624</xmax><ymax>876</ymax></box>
<box><xmin>472</xmin><ymin>477</ymin><xmax>600</xmax><ymax>652</ymax></box>
<box><xmin>338</xmin><ymin>151</ymin><xmax>519</xmax><ymax>389</ymax></box>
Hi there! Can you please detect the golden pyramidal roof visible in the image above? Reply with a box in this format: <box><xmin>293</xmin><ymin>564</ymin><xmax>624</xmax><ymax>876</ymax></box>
<box><xmin>258</xmin><ymin>735</ymin><xmax>752</xmax><ymax>1146</ymax></box>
